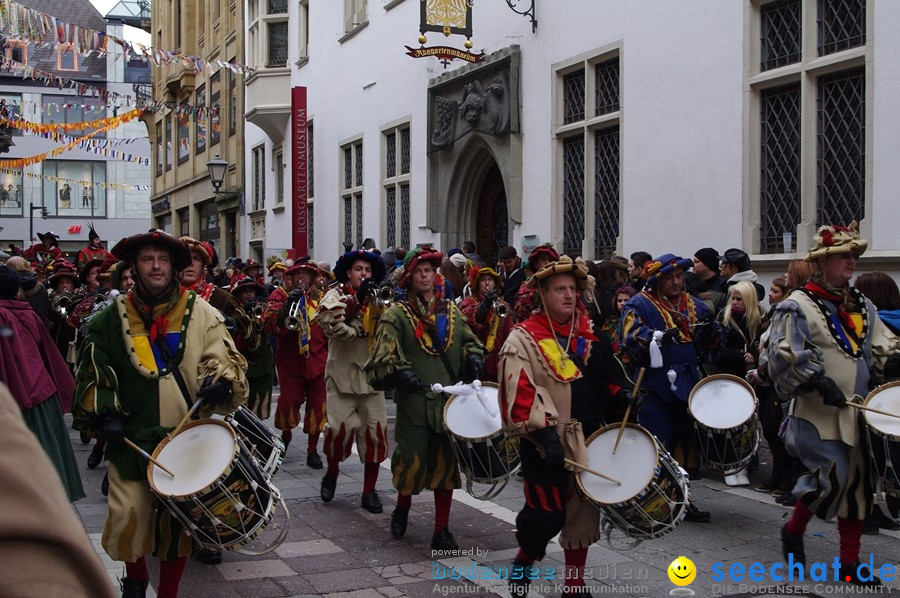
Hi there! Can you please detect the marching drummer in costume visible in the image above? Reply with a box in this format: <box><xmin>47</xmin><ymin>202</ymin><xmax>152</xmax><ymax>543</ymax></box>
<box><xmin>365</xmin><ymin>245</ymin><xmax>485</xmax><ymax>550</ymax></box>
<box><xmin>766</xmin><ymin>223</ymin><xmax>897</xmax><ymax>586</ymax></box>
<box><xmin>459</xmin><ymin>266</ymin><xmax>514</xmax><ymax>382</ymax></box>
<box><xmin>316</xmin><ymin>250</ymin><xmax>390</xmax><ymax>513</ymax></box>
<box><xmin>619</xmin><ymin>254</ymin><xmax>722</xmax><ymax>522</ymax></box>
<box><xmin>72</xmin><ymin>230</ymin><xmax>248</xmax><ymax>598</ymax></box>
<box><xmin>262</xmin><ymin>260</ymin><xmax>328</xmax><ymax>468</ymax></box>
<box><xmin>498</xmin><ymin>256</ymin><xmax>638</xmax><ymax>598</ymax></box>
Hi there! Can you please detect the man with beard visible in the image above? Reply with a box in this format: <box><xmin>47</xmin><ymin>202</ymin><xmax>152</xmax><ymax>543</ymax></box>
<box><xmin>72</xmin><ymin>229</ymin><xmax>248</xmax><ymax>598</ymax></box>
<box><xmin>316</xmin><ymin>250</ymin><xmax>390</xmax><ymax>513</ymax></box>
<box><xmin>365</xmin><ymin>245</ymin><xmax>484</xmax><ymax>549</ymax></box>
<box><xmin>767</xmin><ymin>223</ymin><xmax>897</xmax><ymax>586</ymax></box>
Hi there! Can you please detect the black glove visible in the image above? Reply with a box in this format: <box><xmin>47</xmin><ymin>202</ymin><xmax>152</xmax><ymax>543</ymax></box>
<box><xmin>389</xmin><ymin>369</ymin><xmax>427</xmax><ymax>394</ymax></box>
<box><xmin>197</xmin><ymin>375</ymin><xmax>233</xmax><ymax>406</ymax></box>
<box><xmin>475</xmin><ymin>296</ymin><xmax>492</xmax><ymax>324</ymax></box>
<box><xmin>660</xmin><ymin>327</ymin><xmax>680</xmax><ymax>345</ymax></box>
<box><xmin>464</xmin><ymin>353</ymin><xmax>485</xmax><ymax>383</ymax></box>
<box><xmin>288</xmin><ymin>289</ymin><xmax>303</xmax><ymax>302</ymax></box>
<box><xmin>529</xmin><ymin>426</ymin><xmax>564</xmax><ymax>471</ymax></box>
<box><xmin>484</xmin><ymin>289</ymin><xmax>497</xmax><ymax>302</ymax></box>
<box><xmin>884</xmin><ymin>353</ymin><xmax>900</xmax><ymax>379</ymax></box>
<box><xmin>97</xmin><ymin>413</ymin><xmax>125</xmax><ymax>445</ymax></box>
<box><xmin>813</xmin><ymin>375</ymin><xmax>846</xmax><ymax>408</ymax></box>
<box><xmin>358</xmin><ymin>278</ymin><xmax>378</xmax><ymax>301</ymax></box>
<box><xmin>622</xmin><ymin>388</ymin><xmax>644</xmax><ymax>412</ymax></box>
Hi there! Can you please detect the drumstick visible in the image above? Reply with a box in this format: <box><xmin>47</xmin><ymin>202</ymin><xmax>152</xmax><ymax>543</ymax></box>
<box><xmin>845</xmin><ymin>402</ymin><xmax>900</xmax><ymax>420</ymax></box>
<box><xmin>613</xmin><ymin>367</ymin><xmax>646</xmax><ymax>455</ymax></box>
<box><xmin>124</xmin><ymin>438</ymin><xmax>175</xmax><ymax>477</ymax></box>
<box><xmin>170</xmin><ymin>398</ymin><xmax>204</xmax><ymax>438</ymax></box>
<box><xmin>564</xmin><ymin>458</ymin><xmax>622</xmax><ymax>486</ymax></box>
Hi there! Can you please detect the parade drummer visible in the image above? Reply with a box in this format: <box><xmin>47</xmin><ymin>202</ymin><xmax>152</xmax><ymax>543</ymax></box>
<box><xmin>767</xmin><ymin>222</ymin><xmax>898</xmax><ymax>586</ymax></box>
<box><xmin>72</xmin><ymin>229</ymin><xmax>248</xmax><ymax>598</ymax></box>
<box><xmin>316</xmin><ymin>249</ymin><xmax>390</xmax><ymax>514</ymax></box>
<box><xmin>459</xmin><ymin>266</ymin><xmax>514</xmax><ymax>382</ymax></box>
<box><xmin>498</xmin><ymin>255</ymin><xmax>637</xmax><ymax>598</ymax></box>
<box><xmin>364</xmin><ymin>245</ymin><xmax>484</xmax><ymax>551</ymax></box>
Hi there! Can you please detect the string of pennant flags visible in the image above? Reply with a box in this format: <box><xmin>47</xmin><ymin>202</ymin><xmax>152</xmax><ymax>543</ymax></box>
<box><xmin>0</xmin><ymin>107</ymin><xmax>142</xmax><ymax>134</ymax></box>
<box><xmin>0</xmin><ymin>55</ymin><xmax>220</xmax><ymax>116</ymax></box>
<box><xmin>32</xmin><ymin>129</ymin><xmax>149</xmax><ymax>149</ymax></box>
<box><xmin>0</xmin><ymin>0</ymin><xmax>255</xmax><ymax>76</ymax></box>
<box><xmin>0</xmin><ymin>166</ymin><xmax>151</xmax><ymax>191</ymax></box>
<box><xmin>26</xmin><ymin>129</ymin><xmax>150</xmax><ymax>165</ymax></box>
<box><xmin>0</xmin><ymin>119</ymin><xmax>113</xmax><ymax>168</ymax></box>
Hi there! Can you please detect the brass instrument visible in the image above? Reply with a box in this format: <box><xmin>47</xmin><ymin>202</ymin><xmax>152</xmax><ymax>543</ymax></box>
<box><xmin>51</xmin><ymin>291</ymin><xmax>74</xmax><ymax>316</ymax></box>
<box><xmin>284</xmin><ymin>298</ymin><xmax>303</xmax><ymax>331</ymax></box>
<box><xmin>251</xmin><ymin>303</ymin><xmax>264</xmax><ymax>321</ymax></box>
<box><xmin>375</xmin><ymin>286</ymin><xmax>394</xmax><ymax>306</ymax></box>
<box><xmin>494</xmin><ymin>299</ymin><xmax>510</xmax><ymax>318</ymax></box>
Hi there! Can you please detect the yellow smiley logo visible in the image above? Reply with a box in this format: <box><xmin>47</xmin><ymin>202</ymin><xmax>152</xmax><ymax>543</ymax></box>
<box><xmin>668</xmin><ymin>556</ymin><xmax>697</xmax><ymax>586</ymax></box>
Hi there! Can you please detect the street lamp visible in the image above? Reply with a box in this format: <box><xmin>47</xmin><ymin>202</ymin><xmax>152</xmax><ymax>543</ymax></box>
<box><xmin>207</xmin><ymin>154</ymin><xmax>228</xmax><ymax>195</ymax></box>
<box><xmin>29</xmin><ymin>202</ymin><xmax>48</xmax><ymax>244</ymax></box>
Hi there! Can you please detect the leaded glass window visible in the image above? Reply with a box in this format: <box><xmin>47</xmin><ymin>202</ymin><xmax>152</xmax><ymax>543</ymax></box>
<box><xmin>268</xmin><ymin>0</ymin><xmax>286</xmax><ymax>13</ymax></box>
<box><xmin>400</xmin><ymin>184</ymin><xmax>410</xmax><ymax>249</ymax></box>
<box><xmin>817</xmin><ymin>0</ymin><xmax>865</xmax><ymax>56</ymax></box>
<box><xmin>594</xmin><ymin>126</ymin><xmax>620</xmax><ymax>260</ymax></box>
<box><xmin>817</xmin><ymin>68</ymin><xmax>865</xmax><ymax>226</ymax></box>
<box><xmin>343</xmin><ymin>147</ymin><xmax>352</xmax><ymax>189</ymax></box>
<box><xmin>344</xmin><ymin>198</ymin><xmax>352</xmax><ymax>245</ymax></box>
<box><xmin>563</xmin><ymin>69</ymin><xmax>585</xmax><ymax>124</ymax></box>
<box><xmin>760</xmin><ymin>84</ymin><xmax>802</xmax><ymax>253</ymax></box>
<box><xmin>594</xmin><ymin>58</ymin><xmax>620</xmax><ymax>116</ymax></box>
<box><xmin>386</xmin><ymin>133</ymin><xmax>396</xmax><ymax>178</ymax></box>
<box><xmin>562</xmin><ymin>136</ymin><xmax>585</xmax><ymax>257</ymax></box>
<box><xmin>355</xmin><ymin>143</ymin><xmax>363</xmax><ymax>187</ymax></box>
<box><xmin>386</xmin><ymin>187</ymin><xmax>397</xmax><ymax>249</ymax></box>
<box><xmin>308</xmin><ymin>123</ymin><xmax>314</xmax><ymax>198</ymax></box>
<box><xmin>356</xmin><ymin>194</ymin><xmax>363</xmax><ymax>248</ymax></box>
<box><xmin>268</xmin><ymin>22</ymin><xmax>288</xmax><ymax>67</ymax></box>
<box><xmin>400</xmin><ymin>128</ymin><xmax>410</xmax><ymax>174</ymax></box>
<box><xmin>761</xmin><ymin>0</ymin><xmax>802</xmax><ymax>70</ymax></box>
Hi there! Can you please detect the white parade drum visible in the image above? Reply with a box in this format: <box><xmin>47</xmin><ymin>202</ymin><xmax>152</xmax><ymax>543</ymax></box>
<box><xmin>443</xmin><ymin>382</ymin><xmax>520</xmax><ymax>500</ymax></box>
<box><xmin>148</xmin><ymin>419</ymin><xmax>289</xmax><ymax>554</ymax></box>
<box><xmin>577</xmin><ymin>423</ymin><xmax>690</xmax><ymax>541</ymax></box>
<box><xmin>226</xmin><ymin>406</ymin><xmax>285</xmax><ymax>476</ymax></box>
<box><xmin>689</xmin><ymin>374</ymin><xmax>760</xmax><ymax>471</ymax></box>
<box><xmin>863</xmin><ymin>382</ymin><xmax>900</xmax><ymax>503</ymax></box>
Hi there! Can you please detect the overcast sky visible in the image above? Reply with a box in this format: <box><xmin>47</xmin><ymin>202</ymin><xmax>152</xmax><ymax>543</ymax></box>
<box><xmin>89</xmin><ymin>0</ymin><xmax>151</xmax><ymax>44</ymax></box>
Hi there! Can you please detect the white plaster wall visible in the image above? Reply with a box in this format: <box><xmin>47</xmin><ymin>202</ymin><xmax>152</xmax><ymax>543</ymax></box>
<box><xmin>245</xmin><ymin>0</ymin><xmax>899</xmax><ymax>274</ymax></box>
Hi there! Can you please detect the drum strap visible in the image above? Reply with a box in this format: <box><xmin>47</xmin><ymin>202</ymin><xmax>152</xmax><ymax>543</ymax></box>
<box><xmin>423</xmin><ymin>326</ymin><xmax>458</xmax><ymax>382</ymax></box>
<box><xmin>153</xmin><ymin>332</ymin><xmax>195</xmax><ymax>410</ymax></box>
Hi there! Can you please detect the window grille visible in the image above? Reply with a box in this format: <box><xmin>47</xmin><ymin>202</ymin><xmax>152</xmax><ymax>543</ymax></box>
<box><xmin>562</xmin><ymin>137</ymin><xmax>585</xmax><ymax>256</ymax></box>
<box><xmin>400</xmin><ymin>128</ymin><xmax>411</xmax><ymax>174</ymax></box>
<box><xmin>817</xmin><ymin>0</ymin><xmax>865</xmax><ymax>56</ymax></box>
<box><xmin>761</xmin><ymin>0</ymin><xmax>802</xmax><ymax>70</ymax></box>
<box><xmin>308</xmin><ymin>123</ymin><xmax>314</xmax><ymax>198</ymax></box>
<box><xmin>400</xmin><ymin>184</ymin><xmax>410</xmax><ymax>249</ymax></box>
<box><xmin>817</xmin><ymin>68</ymin><xmax>865</xmax><ymax>227</ymax></box>
<box><xmin>563</xmin><ymin>69</ymin><xmax>585</xmax><ymax>124</ymax></box>
<box><xmin>344</xmin><ymin>198</ymin><xmax>352</xmax><ymax>245</ymax></box>
<box><xmin>355</xmin><ymin>143</ymin><xmax>363</xmax><ymax>187</ymax></box>
<box><xmin>760</xmin><ymin>84</ymin><xmax>802</xmax><ymax>253</ymax></box>
<box><xmin>343</xmin><ymin>147</ymin><xmax>352</xmax><ymax>189</ymax></box>
<box><xmin>386</xmin><ymin>133</ymin><xmax>396</xmax><ymax>178</ymax></box>
<box><xmin>594</xmin><ymin>58</ymin><xmax>620</xmax><ymax>116</ymax></box>
<box><xmin>594</xmin><ymin>126</ymin><xmax>620</xmax><ymax>259</ymax></box>
<box><xmin>386</xmin><ymin>187</ymin><xmax>397</xmax><ymax>249</ymax></box>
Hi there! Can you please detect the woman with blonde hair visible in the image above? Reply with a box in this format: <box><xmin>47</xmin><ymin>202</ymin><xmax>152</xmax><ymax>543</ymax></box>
<box><xmin>718</xmin><ymin>281</ymin><xmax>764</xmax><ymax>486</ymax></box>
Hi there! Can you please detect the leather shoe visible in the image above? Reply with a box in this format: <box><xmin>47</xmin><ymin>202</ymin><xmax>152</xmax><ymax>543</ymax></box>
<box><xmin>87</xmin><ymin>443</ymin><xmax>104</xmax><ymax>469</ymax></box>
<box><xmin>120</xmin><ymin>577</ymin><xmax>149</xmax><ymax>598</ymax></box>
<box><xmin>781</xmin><ymin>524</ymin><xmax>805</xmax><ymax>566</ymax></box>
<box><xmin>684</xmin><ymin>503</ymin><xmax>711</xmax><ymax>523</ymax></box>
<box><xmin>195</xmin><ymin>547</ymin><xmax>222</xmax><ymax>564</ymax></box>
<box><xmin>101</xmin><ymin>473</ymin><xmax>109</xmax><ymax>497</ymax></box>
<box><xmin>430</xmin><ymin>527</ymin><xmax>458</xmax><ymax>550</ymax></box>
<box><xmin>361</xmin><ymin>490</ymin><xmax>383</xmax><ymax>513</ymax></box>
<box><xmin>508</xmin><ymin>559</ymin><xmax>531</xmax><ymax>598</ymax></box>
<box><xmin>839</xmin><ymin>561</ymin><xmax>882</xmax><ymax>586</ymax></box>
<box><xmin>320</xmin><ymin>472</ymin><xmax>337</xmax><ymax>503</ymax></box>
<box><xmin>306</xmin><ymin>449</ymin><xmax>323</xmax><ymax>469</ymax></box>
<box><xmin>390</xmin><ymin>508</ymin><xmax>408</xmax><ymax>538</ymax></box>
<box><xmin>79</xmin><ymin>430</ymin><xmax>91</xmax><ymax>444</ymax></box>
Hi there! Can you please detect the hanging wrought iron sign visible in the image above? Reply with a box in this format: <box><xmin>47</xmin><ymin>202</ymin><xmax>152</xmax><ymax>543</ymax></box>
<box><xmin>408</xmin><ymin>0</ymin><xmax>483</xmax><ymax>67</ymax></box>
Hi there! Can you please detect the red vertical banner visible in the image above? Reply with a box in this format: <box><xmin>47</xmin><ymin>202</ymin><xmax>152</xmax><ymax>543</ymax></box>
<box><xmin>291</xmin><ymin>86</ymin><xmax>308</xmax><ymax>258</ymax></box>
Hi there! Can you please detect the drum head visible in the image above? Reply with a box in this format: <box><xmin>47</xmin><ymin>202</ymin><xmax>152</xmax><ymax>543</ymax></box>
<box><xmin>689</xmin><ymin>374</ymin><xmax>756</xmax><ymax>430</ymax></box>
<box><xmin>150</xmin><ymin>420</ymin><xmax>237</xmax><ymax>497</ymax></box>
<box><xmin>444</xmin><ymin>383</ymin><xmax>501</xmax><ymax>440</ymax></box>
<box><xmin>864</xmin><ymin>382</ymin><xmax>900</xmax><ymax>438</ymax></box>
<box><xmin>581</xmin><ymin>424</ymin><xmax>658</xmax><ymax>505</ymax></box>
